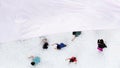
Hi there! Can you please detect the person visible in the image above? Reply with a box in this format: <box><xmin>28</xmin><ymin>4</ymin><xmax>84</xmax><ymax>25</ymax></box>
<box><xmin>52</xmin><ymin>43</ymin><xmax>67</xmax><ymax>50</ymax></box>
<box><xmin>66</xmin><ymin>56</ymin><xmax>77</xmax><ymax>64</ymax></box>
<box><xmin>97</xmin><ymin>39</ymin><xmax>107</xmax><ymax>52</ymax></box>
<box><xmin>72</xmin><ymin>31</ymin><xmax>81</xmax><ymax>41</ymax></box>
<box><xmin>42</xmin><ymin>38</ymin><xmax>49</xmax><ymax>49</ymax></box>
<box><xmin>28</xmin><ymin>56</ymin><xmax>41</xmax><ymax>66</ymax></box>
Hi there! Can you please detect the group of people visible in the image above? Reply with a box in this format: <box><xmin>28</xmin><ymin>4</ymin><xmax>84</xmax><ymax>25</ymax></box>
<box><xmin>28</xmin><ymin>31</ymin><xmax>107</xmax><ymax>66</ymax></box>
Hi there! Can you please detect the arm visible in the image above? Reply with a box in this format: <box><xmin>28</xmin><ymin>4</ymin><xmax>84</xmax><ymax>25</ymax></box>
<box><xmin>52</xmin><ymin>43</ymin><xmax>57</xmax><ymax>46</ymax></box>
<box><xmin>65</xmin><ymin>58</ymin><xmax>70</xmax><ymax>61</ymax></box>
<box><xmin>104</xmin><ymin>44</ymin><xmax>107</xmax><ymax>48</ymax></box>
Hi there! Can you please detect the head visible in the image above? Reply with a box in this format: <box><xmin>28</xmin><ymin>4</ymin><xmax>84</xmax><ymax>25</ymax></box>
<box><xmin>98</xmin><ymin>39</ymin><xmax>104</xmax><ymax>43</ymax></box>
<box><xmin>31</xmin><ymin>62</ymin><xmax>35</xmax><ymax>66</ymax></box>
<box><xmin>43</xmin><ymin>38</ymin><xmax>47</xmax><ymax>42</ymax></box>
<box><xmin>99</xmin><ymin>39</ymin><xmax>104</xmax><ymax>43</ymax></box>
<box><xmin>57</xmin><ymin>45</ymin><xmax>61</xmax><ymax>50</ymax></box>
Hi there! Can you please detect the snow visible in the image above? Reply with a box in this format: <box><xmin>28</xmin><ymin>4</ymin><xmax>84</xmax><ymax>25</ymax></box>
<box><xmin>1</xmin><ymin>0</ymin><xmax>120</xmax><ymax>68</ymax></box>
<box><xmin>0</xmin><ymin>29</ymin><xmax>120</xmax><ymax>68</ymax></box>
<box><xmin>1</xmin><ymin>0</ymin><xmax>120</xmax><ymax>42</ymax></box>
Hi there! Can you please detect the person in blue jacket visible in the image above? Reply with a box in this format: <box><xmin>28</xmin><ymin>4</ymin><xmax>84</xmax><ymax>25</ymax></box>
<box><xmin>28</xmin><ymin>56</ymin><xmax>41</xmax><ymax>66</ymax></box>
<box><xmin>52</xmin><ymin>43</ymin><xmax>67</xmax><ymax>50</ymax></box>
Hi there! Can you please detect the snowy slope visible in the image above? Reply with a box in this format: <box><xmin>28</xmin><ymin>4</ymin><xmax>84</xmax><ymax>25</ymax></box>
<box><xmin>1</xmin><ymin>0</ymin><xmax>120</xmax><ymax>42</ymax></box>
<box><xmin>0</xmin><ymin>29</ymin><xmax>120</xmax><ymax>68</ymax></box>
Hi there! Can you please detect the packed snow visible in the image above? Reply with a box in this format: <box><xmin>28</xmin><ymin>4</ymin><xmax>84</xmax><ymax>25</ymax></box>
<box><xmin>0</xmin><ymin>29</ymin><xmax>120</xmax><ymax>68</ymax></box>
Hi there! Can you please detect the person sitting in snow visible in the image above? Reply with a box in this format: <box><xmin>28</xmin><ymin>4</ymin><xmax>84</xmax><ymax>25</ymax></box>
<box><xmin>72</xmin><ymin>31</ymin><xmax>81</xmax><ymax>41</ymax></box>
<box><xmin>42</xmin><ymin>38</ymin><xmax>49</xmax><ymax>49</ymax></box>
<box><xmin>66</xmin><ymin>56</ymin><xmax>77</xmax><ymax>64</ymax></box>
<box><xmin>97</xmin><ymin>39</ymin><xmax>107</xmax><ymax>52</ymax></box>
<box><xmin>28</xmin><ymin>56</ymin><xmax>41</xmax><ymax>66</ymax></box>
<box><xmin>52</xmin><ymin>43</ymin><xmax>67</xmax><ymax>50</ymax></box>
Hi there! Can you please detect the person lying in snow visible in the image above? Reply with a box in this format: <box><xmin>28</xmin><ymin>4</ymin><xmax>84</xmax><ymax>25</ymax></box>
<box><xmin>28</xmin><ymin>56</ymin><xmax>41</xmax><ymax>66</ymax></box>
<box><xmin>52</xmin><ymin>43</ymin><xmax>67</xmax><ymax>50</ymax></box>
<box><xmin>72</xmin><ymin>31</ymin><xmax>81</xmax><ymax>41</ymax></box>
<box><xmin>42</xmin><ymin>38</ymin><xmax>49</xmax><ymax>49</ymax></box>
<box><xmin>97</xmin><ymin>39</ymin><xmax>107</xmax><ymax>52</ymax></box>
<box><xmin>66</xmin><ymin>56</ymin><xmax>77</xmax><ymax>64</ymax></box>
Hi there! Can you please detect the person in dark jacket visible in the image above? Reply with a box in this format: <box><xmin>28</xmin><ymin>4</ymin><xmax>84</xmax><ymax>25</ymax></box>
<box><xmin>42</xmin><ymin>38</ymin><xmax>49</xmax><ymax>49</ymax></box>
<box><xmin>72</xmin><ymin>31</ymin><xmax>81</xmax><ymax>41</ymax></box>
<box><xmin>97</xmin><ymin>39</ymin><xmax>107</xmax><ymax>52</ymax></box>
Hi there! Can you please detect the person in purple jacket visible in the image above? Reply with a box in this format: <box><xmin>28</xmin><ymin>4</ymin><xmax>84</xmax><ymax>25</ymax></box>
<box><xmin>97</xmin><ymin>39</ymin><xmax>107</xmax><ymax>52</ymax></box>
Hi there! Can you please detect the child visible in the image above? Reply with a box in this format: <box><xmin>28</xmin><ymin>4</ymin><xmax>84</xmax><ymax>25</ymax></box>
<box><xmin>28</xmin><ymin>56</ymin><xmax>41</xmax><ymax>66</ymax></box>
<box><xmin>97</xmin><ymin>39</ymin><xmax>107</xmax><ymax>52</ymax></box>
<box><xmin>66</xmin><ymin>56</ymin><xmax>77</xmax><ymax>64</ymax></box>
<box><xmin>52</xmin><ymin>43</ymin><xmax>67</xmax><ymax>50</ymax></box>
<box><xmin>72</xmin><ymin>31</ymin><xmax>81</xmax><ymax>41</ymax></box>
<box><xmin>42</xmin><ymin>38</ymin><xmax>49</xmax><ymax>49</ymax></box>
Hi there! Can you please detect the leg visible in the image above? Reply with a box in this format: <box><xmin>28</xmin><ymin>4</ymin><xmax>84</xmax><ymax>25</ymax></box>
<box><xmin>97</xmin><ymin>48</ymin><xmax>103</xmax><ymax>52</ymax></box>
<box><xmin>72</xmin><ymin>36</ymin><xmax>76</xmax><ymax>41</ymax></box>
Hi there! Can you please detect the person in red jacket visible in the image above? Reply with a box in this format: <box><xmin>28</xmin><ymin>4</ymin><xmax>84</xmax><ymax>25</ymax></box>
<box><xmin>66</xmin><ymin>56</ymin><xmax>77</xmax><ymax>64</ymax></box>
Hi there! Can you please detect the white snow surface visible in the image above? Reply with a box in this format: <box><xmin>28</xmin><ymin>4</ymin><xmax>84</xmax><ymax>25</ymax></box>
<box><xmin>1</xmin><ymin>0</ymin><xmax>120</xmax><ymax>42</ymax></box>
<box><xmin>0</xmin><ymin>30</ymin><xmax>120</xmax><ymax>68</ymax></box>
